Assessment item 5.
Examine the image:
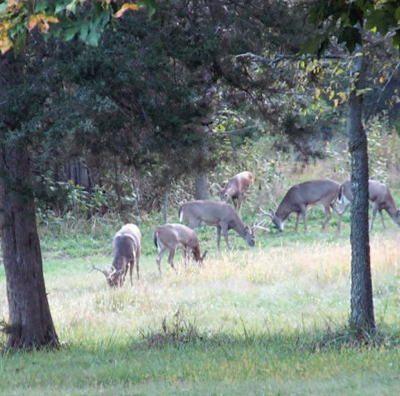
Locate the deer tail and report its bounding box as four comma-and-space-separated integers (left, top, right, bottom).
178, 206, 184, 222
338, 185, 344, 204
153, 231, 159, 249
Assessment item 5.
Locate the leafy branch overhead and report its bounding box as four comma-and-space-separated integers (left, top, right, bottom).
0, 0, 157, 54
304, 0, 400, 55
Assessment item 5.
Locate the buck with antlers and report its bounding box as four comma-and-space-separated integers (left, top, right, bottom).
179, 200, 255, 249
90, 223, 141, 287
266, 179, 341, 233
213, 171, 254, 211
337, 180, 400, 232
153, 223, 207, 274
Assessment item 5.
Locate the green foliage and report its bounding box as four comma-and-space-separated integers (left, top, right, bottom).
0, 0, 157, 53
367, 114, 400, 185
306, 0, 400, 55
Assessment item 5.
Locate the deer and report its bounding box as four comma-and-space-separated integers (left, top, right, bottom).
153, 223, 207, 275
337, 180, 400, 232
266, 179, 341, 233
213, 171, 254, 212
178, 200, 255, 249
90, 223, 141, 287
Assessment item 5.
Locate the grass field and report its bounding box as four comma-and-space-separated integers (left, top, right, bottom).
1, 205, 400, 395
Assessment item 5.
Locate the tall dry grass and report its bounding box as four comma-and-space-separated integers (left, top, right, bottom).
3, 232, 398, 347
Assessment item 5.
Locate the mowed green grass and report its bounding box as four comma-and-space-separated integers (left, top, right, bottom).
1, 209, 400, 395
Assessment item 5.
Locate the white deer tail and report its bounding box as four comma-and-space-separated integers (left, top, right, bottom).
179, 206, 184, 222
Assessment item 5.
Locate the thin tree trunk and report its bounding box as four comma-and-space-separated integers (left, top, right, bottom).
194, 172, 209, 200
163, 186, 169, 224
347, 52, 375, 332
0, 141, 59, 349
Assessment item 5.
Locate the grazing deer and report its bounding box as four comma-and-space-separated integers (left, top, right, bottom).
213, 171, 254, 211
337, 180, 400, 232
266, 179, 341, 233
90, 224, 141, 287
153, 223, 207, 274
178, 200, 255, 249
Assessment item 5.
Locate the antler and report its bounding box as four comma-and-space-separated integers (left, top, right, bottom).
88, 264, 109, 277
252, 214, 270, 233
259, 206, 274, 218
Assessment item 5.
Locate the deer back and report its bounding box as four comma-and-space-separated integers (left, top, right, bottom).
277, 179, 340, 219
154, 223, 198, 248
111, 224, 141, 272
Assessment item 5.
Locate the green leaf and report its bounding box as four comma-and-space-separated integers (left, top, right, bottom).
13, 31, 26, 55
301, 36, 324, 55
55, 2, 69, 14
395, 6, 400, 21
35, 2, 48, 13
87, 28, 100, 46
138, 0, 158, 18
366, 9, 390, 35
0, 3, 8, 13
392, 29, 400, 49
62, 26, 80, 41
79, 23, 89, 42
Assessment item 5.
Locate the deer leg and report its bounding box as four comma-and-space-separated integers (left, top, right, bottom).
136, 250, 140, 281
216, 226, 222, 249
322, 205, 332, 230
156, 246, 166, 275
300, 207, 308, 233
370, 204, 378, 232
184, 246, 191, 270
295, 212, 300, 232
167, 248, 177, 272
222, 224, 231, 250
339, 201, 350, 216
121, 263, 128, 286
129, 260, 134, 286
331, 201, 342, 234
379, 210, 386, 229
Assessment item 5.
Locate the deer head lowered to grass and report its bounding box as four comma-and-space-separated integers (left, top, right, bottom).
265, 179, 341, 233
153, 223, 207, 275
89, 223, 141, 287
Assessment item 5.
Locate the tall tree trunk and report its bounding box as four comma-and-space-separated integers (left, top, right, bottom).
347, 52, 375, 332
194, 172, 209, 200
0, 141, 59, 349
163, 186, 169, 224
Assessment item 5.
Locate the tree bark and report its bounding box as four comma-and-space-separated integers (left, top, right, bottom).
162, 186, 169, 224
347, 52, 375, 332
194, 172, 209, 200
0, 141, 59, 349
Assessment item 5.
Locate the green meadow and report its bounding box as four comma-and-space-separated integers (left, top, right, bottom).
1, 202, 400, 395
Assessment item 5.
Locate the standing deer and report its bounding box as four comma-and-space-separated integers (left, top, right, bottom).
267, 179, 341, 233
153, 223, 207, 274
178, 200, 255, 249
213, 171, 254, 211
90, 224, 141, 287
337, 180, 400, 232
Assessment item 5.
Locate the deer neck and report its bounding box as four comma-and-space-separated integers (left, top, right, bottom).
275, 202, 292, 222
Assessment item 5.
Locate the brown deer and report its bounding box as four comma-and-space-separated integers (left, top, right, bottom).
266, 179, 341, 233
153, 223, 207, 274
213, 171, 254, 211
90, 224, 141, 287
178, 200, 255, 249
338, 180, 400, 232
